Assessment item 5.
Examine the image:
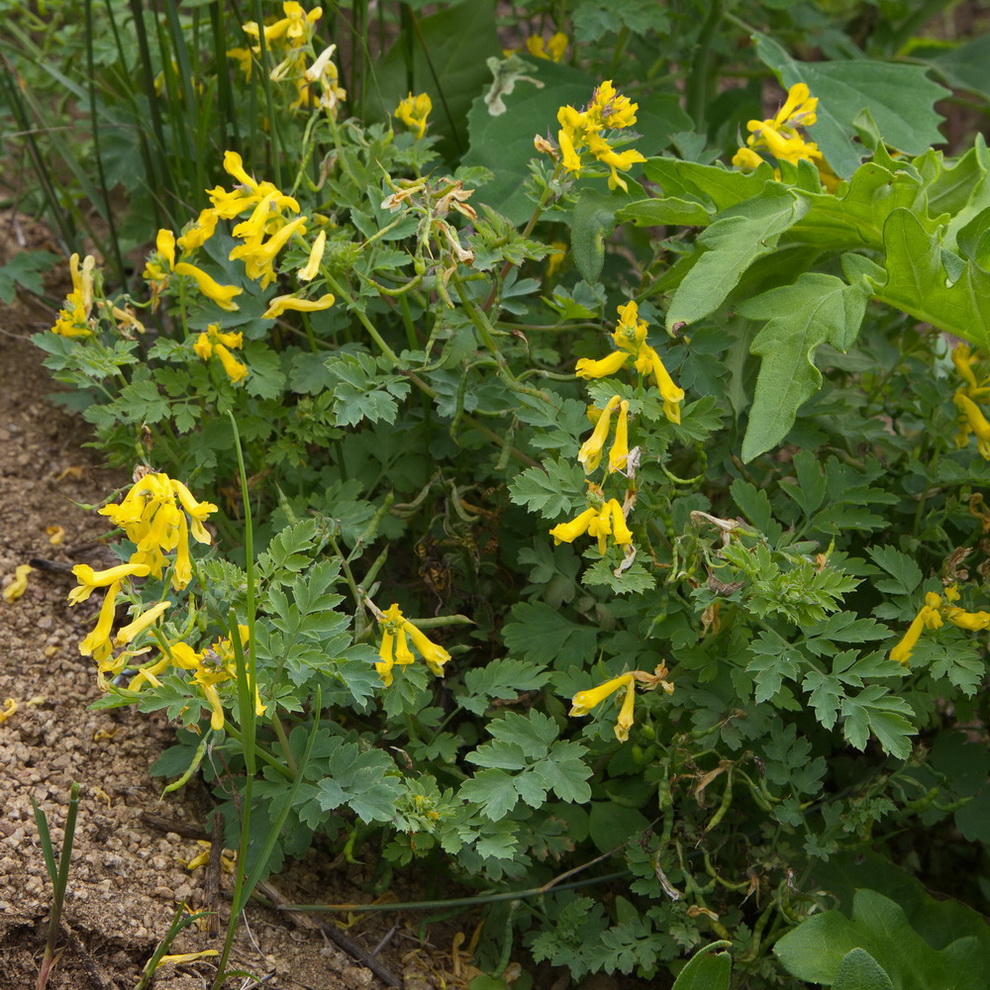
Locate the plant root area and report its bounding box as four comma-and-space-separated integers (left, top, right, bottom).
0, 215, 481, 990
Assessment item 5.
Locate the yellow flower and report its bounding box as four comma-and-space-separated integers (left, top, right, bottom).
177, 208, 219, 253
733, 83, 837, 191
524, 32, 568, 62
612, 301, 649, 353
954, 390, 990, 459
570, 673, 637, 741
545, 241, 567, 280
52, 253, 97, 337
174, 262, 242, 311
577, 395, 622, 473
193, 324, 248, 383
945, 607, 990, 631
98, 474, 217, 590
299, 230, 326, 281
167, 626, 260, 731
79, 579, 123, 661
68, 562, 152, 605
608, 400, 630, 473
2, 564, 33, 603
304, 45, 347, 114
376, 604, 452, 683
952, 343, 981, 391
889, 593, 943, 665
262, 292, 336, 319
114, 600, 170, 647
635, 345, 684, 424
549, 507, 598, 545
555, 81, 645, 191
395, 92, 432, 140
575, 350, 630, 380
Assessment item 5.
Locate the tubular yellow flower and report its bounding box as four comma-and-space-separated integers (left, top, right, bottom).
174, 262, 242, 311
608, 499, 633, 545
570, 672, 633, 716
550, 507, 598, 545
952, 343, 980, 391
395, 92, 432, 139
945, 607, 990, 631
954, 390, 990, 459
262, 293, 336, 319
575, 350, 629, 380
635, 345, 684, 424
79, 580, 123, 661
299, 230, 326, 281
577, 395, 622, 473
404, 622, 452, 675
114, 600, 170, 647
376, 628, 395, 686
612, 301, 649, 353
376, 604, 452, 681
68, 562, 152, 605
156, 228, 176, 268
194, 324, 248, 382
587, 501, 615, 554
177, 208, 219, 253
614, 678, 637, 742
52, 253, 97, 337
889, 595, 942, 665
608, 401, 630, 473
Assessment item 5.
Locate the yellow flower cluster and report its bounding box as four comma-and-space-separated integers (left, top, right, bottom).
140, 150, 334, 379
375, 603, 452, 687
550, 491, 632, 555
952, 342, 990, 459
569, 666, 674, 742
549, 302, 685, 558
889, 584, 990, 665
194, 324, 248, 383
576, 301, 684, 425
554, 81, 646, 192
505, 32, 568, 62
52, 254, 96, 337
227, 3, 344, 113
732, 83, 838, 191
395, 92, 432, 140
67, 473, 217, 663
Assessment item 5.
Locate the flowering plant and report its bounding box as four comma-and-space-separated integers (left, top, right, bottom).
6, 1, 990, 986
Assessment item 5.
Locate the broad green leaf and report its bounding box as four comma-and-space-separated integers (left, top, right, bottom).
923, 32, 990, 101
508, 457, 587, 518
671, 941, 732, 990
754, 33, 950, 178
740, 273, 868, 461
616, 196, 714, 228
666, 185, 806, 331
833, 949, 894, 990
0, 250, 59, 303
840, 685, 915, 758
869, 208, 990, 349
372, 1, 500, 158
774, 889, 990, 990
571, 186, 634, 284
459, 768, 519, 821
502, 602, 598, 669
462, 58, 595, 224
643, 157, 776, 212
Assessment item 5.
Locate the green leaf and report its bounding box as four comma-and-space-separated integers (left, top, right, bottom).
643, 157, 776, 212
753, 33, 950, 178
323, 351, 411, 427
774, 889, 990, 990
502, 602, 598, 669
866, 545, 923, 598
868, 208, 990, 350
312, 739, 404, 824
740, 273, 868, 461
0, 250, 59, 303
462, 58, 595, 224
509, 457, 588, 519
671, 941, 732, 990
833, 948, 894, 990
536, 740, 593, 803
571, 186, 630, 284
373, 1, 500, 158
616, 196, 714, 228
840, 685, 915, 758
457, 657, 551, 715
460, 768, 519, 821
666, 185, 807, 331
923, 33, 990, 101
572, 0, 670, 40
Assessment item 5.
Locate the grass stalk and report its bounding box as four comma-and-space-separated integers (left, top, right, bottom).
32, 782, 80, 990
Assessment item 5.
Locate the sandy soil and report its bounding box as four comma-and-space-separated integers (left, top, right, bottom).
0, 214, 474, 990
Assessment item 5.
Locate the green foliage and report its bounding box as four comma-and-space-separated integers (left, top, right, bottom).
7, 0, 990, 987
